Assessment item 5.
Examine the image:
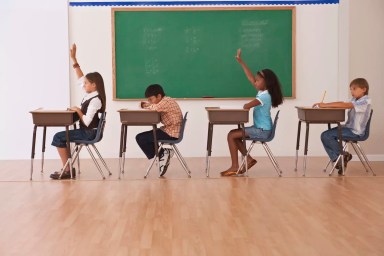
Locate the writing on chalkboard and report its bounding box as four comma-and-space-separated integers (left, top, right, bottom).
239, 19, 268, 49
142, 27, 163, 50
184, 27, 201, 54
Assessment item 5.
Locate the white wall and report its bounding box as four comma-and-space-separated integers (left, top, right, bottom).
1, 1, 382, 160
68, 4, 343, 159
349, 0, 384, 160
0, 0, 69, 160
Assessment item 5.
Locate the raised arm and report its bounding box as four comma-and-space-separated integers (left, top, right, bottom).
70, 43, 84, 79
235, 49, 256, 85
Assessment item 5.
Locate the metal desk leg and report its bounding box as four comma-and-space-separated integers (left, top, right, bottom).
66, 126, 74, 179
152, 125, 160, 177
41, 126, 47, 173
337, 123, 345, 175
205, 123, 213, 177
30, 125, 38, 180
303, 122, 310, 176
118, 124, 125, 179
122, 124, 128, 173
240, 123, 248, 175
295, 121, 301, 171
144, 125, 159, 178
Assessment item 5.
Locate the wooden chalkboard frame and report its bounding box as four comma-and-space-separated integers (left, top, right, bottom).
112, 7, 296, 100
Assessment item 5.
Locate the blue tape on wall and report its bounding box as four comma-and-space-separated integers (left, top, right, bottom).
69, 1, 339, 7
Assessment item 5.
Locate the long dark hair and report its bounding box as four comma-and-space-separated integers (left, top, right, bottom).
258, 69, 284, 108
86, 72, 106, 112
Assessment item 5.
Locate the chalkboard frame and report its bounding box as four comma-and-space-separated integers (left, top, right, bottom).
112, 7, 296, 100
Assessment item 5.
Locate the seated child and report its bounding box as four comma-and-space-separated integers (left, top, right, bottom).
312, 78, 372, 174
221, 49, 284, 176
136, 84, 182, 176
50, 44, 106, 179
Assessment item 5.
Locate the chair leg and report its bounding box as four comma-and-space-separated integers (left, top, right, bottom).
352, 143, 376, 176
262, 143, 282, 177
91, 144, 112, 175
85, 146, 105, 179
144, 144, 163, 178
237, 142, 255, 176
171, 145, 191, 178
324, 143, 347, 173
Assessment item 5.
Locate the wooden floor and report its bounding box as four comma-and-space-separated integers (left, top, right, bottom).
0, 157, 383, 255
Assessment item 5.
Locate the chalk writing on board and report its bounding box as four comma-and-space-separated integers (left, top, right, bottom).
184, 27, 201, 54
239, 19, 268, 49
142, 27, 163, 51
145, 58, 159, 75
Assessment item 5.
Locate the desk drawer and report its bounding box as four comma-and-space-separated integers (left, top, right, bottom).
297, 108, 345, 122
119, 111, 161, 124
207, 110, 249, 124
32, 113, 79, 126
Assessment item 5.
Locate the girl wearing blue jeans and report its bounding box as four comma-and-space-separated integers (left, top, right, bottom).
221, 49, 284, 176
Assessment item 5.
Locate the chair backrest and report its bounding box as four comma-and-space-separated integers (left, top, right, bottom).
94, 112, 107, 143
253, 110, 280, 143
352, 109, 373, 142
266, 110, 280, 142
158, 112, 188, 144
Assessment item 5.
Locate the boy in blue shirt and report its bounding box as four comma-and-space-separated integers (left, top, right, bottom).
313, 78, 372, 174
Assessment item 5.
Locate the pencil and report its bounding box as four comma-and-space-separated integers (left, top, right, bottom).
321, 90, 327, 103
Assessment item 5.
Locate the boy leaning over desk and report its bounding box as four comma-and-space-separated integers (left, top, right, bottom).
136, 84, 183, 177
312, 78, 372, 174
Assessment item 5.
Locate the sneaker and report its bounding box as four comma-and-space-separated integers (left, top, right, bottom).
159, 149, 174, 176
338, 152, 353, 175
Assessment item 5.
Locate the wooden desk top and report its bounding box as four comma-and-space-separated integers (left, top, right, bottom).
295, 106, 348, 110
205, 107, 249, 112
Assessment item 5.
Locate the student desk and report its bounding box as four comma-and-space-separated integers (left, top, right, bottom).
118, 109, 161, 178
30, 109, 79, 180
295, 106, 347, 176
205, 107, 249, 177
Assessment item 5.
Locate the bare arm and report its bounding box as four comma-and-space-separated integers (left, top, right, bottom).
235, 49, 256, 85
243, 99, 261, 110
70, 43, 84, 79
312, 101, 354, 109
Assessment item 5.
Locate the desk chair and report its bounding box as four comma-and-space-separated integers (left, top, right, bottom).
237, 110, 282, 177
144, 112, 191, 178
325, 109, 376, 176
69, 112, 112, 179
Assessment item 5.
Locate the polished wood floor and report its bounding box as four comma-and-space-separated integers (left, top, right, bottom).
0, 157, 383, 255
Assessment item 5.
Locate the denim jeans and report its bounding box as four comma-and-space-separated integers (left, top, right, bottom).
321, 127, 361, 161
51, 129, 97, 148
136, 129, 177, 159
244, 126, 271, 140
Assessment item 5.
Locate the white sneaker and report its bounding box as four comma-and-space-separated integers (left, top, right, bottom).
159, 148, 174, 176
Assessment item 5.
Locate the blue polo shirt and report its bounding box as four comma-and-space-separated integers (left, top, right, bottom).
253, 90, 272, 130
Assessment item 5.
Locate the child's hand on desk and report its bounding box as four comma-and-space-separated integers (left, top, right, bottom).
68, 106, 81, 112
140, 102, 150, 109
312, 102, 325, 108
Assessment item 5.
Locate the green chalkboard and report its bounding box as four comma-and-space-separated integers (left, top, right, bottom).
112, 7, 295, 100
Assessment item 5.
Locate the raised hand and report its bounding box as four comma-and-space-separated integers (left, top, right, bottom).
70, 43, 77, 62
235, 48, 243, 63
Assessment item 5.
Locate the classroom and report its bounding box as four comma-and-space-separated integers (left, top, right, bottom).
0, 0, 383, 255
